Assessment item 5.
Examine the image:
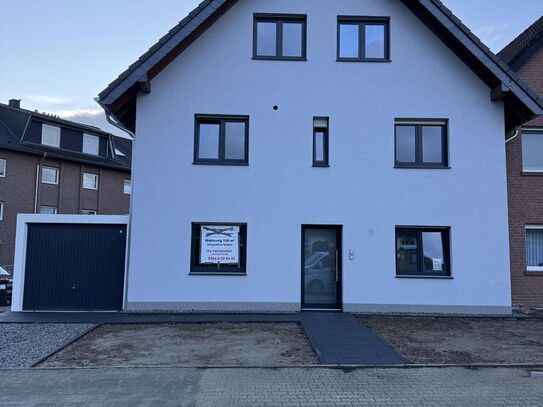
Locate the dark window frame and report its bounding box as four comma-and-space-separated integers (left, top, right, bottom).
253, 13, 307, 61
337, 16, 390, 62
395, 226, 451, 277
190, 222, 248, 275
193, 115, 249, 166
313, 117, 329, 167
394, 120, 449, 169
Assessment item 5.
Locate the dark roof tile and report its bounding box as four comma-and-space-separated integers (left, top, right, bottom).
498, 16, 543, 64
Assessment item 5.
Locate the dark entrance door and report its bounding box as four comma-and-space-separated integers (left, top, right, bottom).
302, 225, 342, 310
23, 223, 126, 311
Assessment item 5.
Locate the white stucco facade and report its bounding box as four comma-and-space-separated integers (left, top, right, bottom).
126, 0, 512, 314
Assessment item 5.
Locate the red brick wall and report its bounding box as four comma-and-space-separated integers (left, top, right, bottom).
507, 43, 543, 307
0, 148, 130, 269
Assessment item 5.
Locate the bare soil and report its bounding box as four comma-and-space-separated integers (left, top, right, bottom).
39, 322, 319, 367
360, 316, 543, 364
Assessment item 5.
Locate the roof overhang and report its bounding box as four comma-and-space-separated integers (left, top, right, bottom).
97, 0, 543, 133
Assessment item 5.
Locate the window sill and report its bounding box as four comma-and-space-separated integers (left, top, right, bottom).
521, 171, 543, 176
189, 272, 247, 276
193, 162, 249, 166
396, 275, 453, 280
337, 58, 391, 63
395, 165, 451, 170
312, 164, 330, 168
252, 56, 307, 62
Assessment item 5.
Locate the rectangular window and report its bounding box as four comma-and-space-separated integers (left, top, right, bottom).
41, 124, 61, 147
0, 158, 5, 177
190, 223, 247, 275
526, 226, 543, 271
254, 14, 307, 60
83, 134, 100, 156
522, 131, 543, 172
338, 17, 389, 61
39, 206, 57, 214
0, 202, 3, 221
395, 120, 448, 168
313, 117, 329, 167
82, 172, 98, 190
41, 166, 59, 185
194, 115, 249, 165
81, 209, 97, 215
396, 227, 451, 277
124, 179, 132, 195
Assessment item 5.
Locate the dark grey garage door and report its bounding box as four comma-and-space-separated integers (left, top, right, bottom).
23, 224, 127, 311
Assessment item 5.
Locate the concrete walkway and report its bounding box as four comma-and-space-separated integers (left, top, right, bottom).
0, 311, 406, 366
1, 367, 542, 406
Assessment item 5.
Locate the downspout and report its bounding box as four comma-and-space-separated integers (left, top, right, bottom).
34, 152, 47, 213
505, 127, 521, 144
95, 99, 135, 311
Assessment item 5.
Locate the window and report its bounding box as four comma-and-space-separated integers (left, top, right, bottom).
190, 223, 247, 274
194, 115, 249, 165
81, 209, 97, 215
82, 172, 98, 190
526, 226, 543, 271
39, 206, 57, 214
124, 179, 132, 195
396, 227, 451, 277
41, 166, 59, 184
313, 117, 329, 167
253, 14, 307, 60
395, 120, 448, 168
41, 124, 61, 147
0, 202, 3, 221
83, 134, 100, 156
338, 17, 390, 61
522, 131, 543, 172
0, 159, 5, 177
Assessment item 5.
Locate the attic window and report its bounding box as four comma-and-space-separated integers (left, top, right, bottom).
83, 134, 100, 156
338, 16, 390, 62
41, 124, 61, 148
253, 14, 307, 60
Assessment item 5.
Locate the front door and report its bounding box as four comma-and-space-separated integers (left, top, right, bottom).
302, 225, 342, 310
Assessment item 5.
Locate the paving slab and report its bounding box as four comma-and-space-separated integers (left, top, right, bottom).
1, 367, 542, 406
301, 312, 407, 365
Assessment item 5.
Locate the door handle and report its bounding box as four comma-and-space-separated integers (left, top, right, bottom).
335, 250, 339, 282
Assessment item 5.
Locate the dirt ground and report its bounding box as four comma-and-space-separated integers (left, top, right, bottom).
360, 316, 543, 364
40, 322, 319, 367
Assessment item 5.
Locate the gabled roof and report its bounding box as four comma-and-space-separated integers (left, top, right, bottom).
97, 0, 543, 132
498, 16, 543, 70
0, 103, 132, 171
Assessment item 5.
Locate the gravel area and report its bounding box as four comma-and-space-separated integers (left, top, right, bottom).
0, 323, 97, 368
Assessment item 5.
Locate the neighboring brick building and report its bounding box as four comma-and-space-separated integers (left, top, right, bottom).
499, 17, 543, 308
0, 99, 132, 272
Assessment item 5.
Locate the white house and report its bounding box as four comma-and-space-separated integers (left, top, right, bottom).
95, 0, 543, 314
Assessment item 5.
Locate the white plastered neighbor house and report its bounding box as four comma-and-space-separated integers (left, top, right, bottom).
15, 0, 543, 313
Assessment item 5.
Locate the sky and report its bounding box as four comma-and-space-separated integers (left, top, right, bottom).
1, 0, 542, 137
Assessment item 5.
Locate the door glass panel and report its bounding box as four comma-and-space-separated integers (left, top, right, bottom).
303, 228, 338, 306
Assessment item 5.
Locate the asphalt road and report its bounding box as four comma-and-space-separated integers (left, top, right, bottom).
2, 367, 543, 406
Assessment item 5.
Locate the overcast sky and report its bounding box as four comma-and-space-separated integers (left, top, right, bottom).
0, 0, 541, 136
